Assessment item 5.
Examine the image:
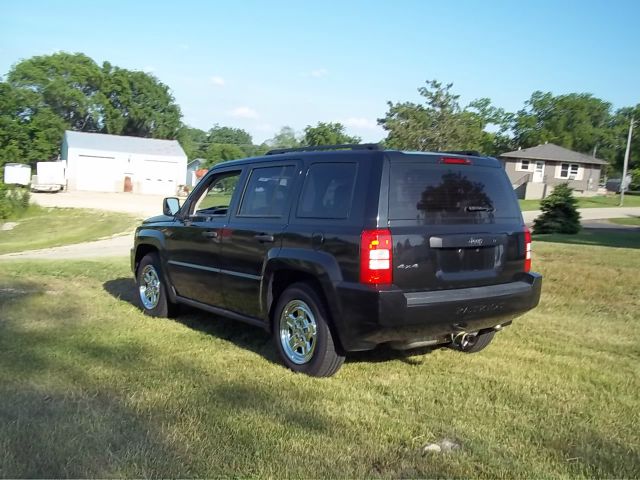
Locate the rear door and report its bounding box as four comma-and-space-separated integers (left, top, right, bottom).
387, 154, 525, 292
220, 162, 300, 318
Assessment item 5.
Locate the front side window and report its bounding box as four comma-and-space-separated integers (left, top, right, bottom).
238, 165, 296, 217
297, 163, 357, 219
191, 171, 241, 217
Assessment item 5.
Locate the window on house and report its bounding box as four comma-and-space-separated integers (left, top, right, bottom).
519, 160, 530, 171
559, 163, 580, 179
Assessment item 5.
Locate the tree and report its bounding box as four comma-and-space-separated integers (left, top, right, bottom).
207, 125, 253, 146
604, 106, 640, 174
303, 122, 360, 146
378, 80, 510, 155
0, 82, 66, 166
512, 92, 613, 155
7, 52, 104, 132
202, 143, 246, 167
100, 63, 182, 138
177, 126, 208, 159
532, 183, 581, 234
267, 126, 302, 148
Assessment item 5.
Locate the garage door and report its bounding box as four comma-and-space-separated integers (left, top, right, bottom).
75, 155, 119, 192
141, 160, 178, 195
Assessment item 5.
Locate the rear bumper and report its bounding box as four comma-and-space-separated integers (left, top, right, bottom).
333, 273, 542, 351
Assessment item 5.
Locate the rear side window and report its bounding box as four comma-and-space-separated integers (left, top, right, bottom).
238, 165, 296, 217
297, 163, 357, 219
389, 163, 520, 224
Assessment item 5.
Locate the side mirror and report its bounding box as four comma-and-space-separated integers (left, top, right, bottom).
163, 197, 181, 216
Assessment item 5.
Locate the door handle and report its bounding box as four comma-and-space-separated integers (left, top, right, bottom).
254, 233, 275, 243
202, 230, 218, 239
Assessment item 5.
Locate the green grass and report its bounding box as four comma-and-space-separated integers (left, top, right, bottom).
608, 216, 640, 226
519, 194, 640, 211
534, 229, 639, 249
0, 206, 138, 255
0, 235, 639, 477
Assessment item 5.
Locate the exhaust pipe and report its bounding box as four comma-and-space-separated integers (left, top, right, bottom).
451, 331, 477, 349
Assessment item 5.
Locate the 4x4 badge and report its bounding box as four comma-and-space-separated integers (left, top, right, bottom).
468, 237, 484, 246
397, 263, 418, 270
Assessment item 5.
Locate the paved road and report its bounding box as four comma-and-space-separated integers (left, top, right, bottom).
0, 233, 134, 261
522, 207, 640, 224
2, 192, 638, 261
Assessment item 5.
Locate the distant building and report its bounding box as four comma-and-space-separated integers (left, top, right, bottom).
186, 158, 206, 187
61, 131, 187, 195
500, 143, 607, 199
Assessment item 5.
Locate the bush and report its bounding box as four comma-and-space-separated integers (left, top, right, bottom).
0, 182, 31, 220
532, 183, 581, 234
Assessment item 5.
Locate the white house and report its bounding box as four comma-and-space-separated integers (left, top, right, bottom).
61, 131, 187, 195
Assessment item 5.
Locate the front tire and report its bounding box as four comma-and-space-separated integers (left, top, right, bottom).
273, 283, 345, 377
136, 253, 179, 318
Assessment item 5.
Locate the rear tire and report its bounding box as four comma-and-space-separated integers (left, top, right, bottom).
451, 330, 496, 353
136, 252, 179, 318
273, 283, 345, 377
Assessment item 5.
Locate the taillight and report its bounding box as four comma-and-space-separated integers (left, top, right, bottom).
524, 227, 532, 272
440, 157, 472, 165
360, 229, 393, 285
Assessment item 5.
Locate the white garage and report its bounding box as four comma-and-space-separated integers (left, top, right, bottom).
61, 130, 187, 195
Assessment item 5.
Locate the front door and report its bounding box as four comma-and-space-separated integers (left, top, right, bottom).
220, 163, 300, 319
533, 161, 545, 183
164, 169, 243, 307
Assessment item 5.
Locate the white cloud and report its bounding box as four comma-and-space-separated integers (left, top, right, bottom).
342, 117, 379, 130
210, 76, 225, 86
301, 68, 328, 78
229, 106, 259, 119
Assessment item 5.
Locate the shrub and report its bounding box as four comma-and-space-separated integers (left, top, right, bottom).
0, 182, 31, 220
532, 183, 581, 234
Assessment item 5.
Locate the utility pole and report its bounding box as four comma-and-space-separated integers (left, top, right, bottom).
620, 118, 634, 206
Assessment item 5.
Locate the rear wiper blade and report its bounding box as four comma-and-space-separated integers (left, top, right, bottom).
465, 206, 495, 212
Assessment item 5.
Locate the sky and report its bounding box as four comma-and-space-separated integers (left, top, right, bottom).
1, 0, 639, 144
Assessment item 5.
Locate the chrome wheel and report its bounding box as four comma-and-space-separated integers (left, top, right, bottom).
279, 300, 318, 365
139, 264, 161, 310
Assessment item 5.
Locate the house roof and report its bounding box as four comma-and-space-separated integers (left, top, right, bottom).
64, 130, 186, 157
501, 143, 608, 166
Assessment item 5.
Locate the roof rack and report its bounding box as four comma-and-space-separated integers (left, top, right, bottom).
266, 143, 382, 155
441, 150, 483, 157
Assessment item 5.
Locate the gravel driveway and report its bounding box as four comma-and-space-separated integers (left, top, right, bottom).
31, 191, 167, 217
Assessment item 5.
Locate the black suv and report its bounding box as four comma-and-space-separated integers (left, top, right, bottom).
131, 144, 541, 376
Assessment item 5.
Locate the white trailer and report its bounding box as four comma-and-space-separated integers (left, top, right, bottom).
3, 163, 32, 186
31, 161, 66, 192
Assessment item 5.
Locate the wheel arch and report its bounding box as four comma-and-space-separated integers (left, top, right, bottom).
262, 249, 346, 351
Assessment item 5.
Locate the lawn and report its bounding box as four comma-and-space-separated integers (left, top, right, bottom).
0, 234, 639, 477
519, 194, 640, 211
608, 216, 640, 226
0, 206, 138, 255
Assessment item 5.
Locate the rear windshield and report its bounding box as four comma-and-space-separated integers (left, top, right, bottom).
389, 163, 521, 224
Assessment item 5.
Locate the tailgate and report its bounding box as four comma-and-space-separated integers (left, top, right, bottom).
388, 157, 526, 291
